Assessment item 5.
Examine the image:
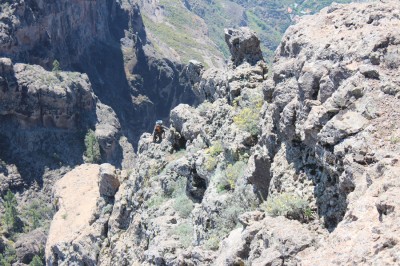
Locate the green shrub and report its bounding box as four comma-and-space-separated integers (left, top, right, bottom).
261, 193, 312, 222
217, 161, 247, 191
233, 107, 260, 136
146, 194, 166, 210
0, 242, 16, 266
204, 234, 221, 251
173, 195, 194, 218
206, 141, 223, 157
52, 60, 61, 72
171, 222, 193, 248
204, 155, 218, 172
84, 129, 101, 163
21, 199, 54, 232
1, 190, 20, 234
29, 255, 44, 266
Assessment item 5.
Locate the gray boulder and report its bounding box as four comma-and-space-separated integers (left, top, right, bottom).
99, 163, 120, 197
15, 229, 47, 264
225, 27, 264, 66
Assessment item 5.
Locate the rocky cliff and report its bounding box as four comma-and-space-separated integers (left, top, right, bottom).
0, 1, 200, 264
44, 1, 400, 265
0, 0, 198, 148
2, 0, 400, 265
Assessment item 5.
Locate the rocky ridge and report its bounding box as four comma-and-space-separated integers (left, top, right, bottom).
87, 1, 400, 265
2, 0, 400, 265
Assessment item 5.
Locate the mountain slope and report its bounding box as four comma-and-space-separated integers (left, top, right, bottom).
182, 0, 354, 61
45, 1, 400, 265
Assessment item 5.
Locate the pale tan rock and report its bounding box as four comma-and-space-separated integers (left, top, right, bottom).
45, 164, 104, 266
99, 163, 119, 197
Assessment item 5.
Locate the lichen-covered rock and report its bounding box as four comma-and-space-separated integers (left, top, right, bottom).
215, 216, 319, 266
170, 104, 205, 141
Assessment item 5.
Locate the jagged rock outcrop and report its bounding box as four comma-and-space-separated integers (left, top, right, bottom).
4, 1, 400, 265
225, 27, 264, 67
191, 27, 267, 103
0, 160, 22, 195
95, 27, 268, 265
99, 2, 400, 264
0, 58, 98, 188
0, 58, 95, 129
254, 1, 400, 264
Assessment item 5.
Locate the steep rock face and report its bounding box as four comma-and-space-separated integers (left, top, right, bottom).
0, 0, 197, 146
0, 0, 110, 66
0, 58, 95, 129
0, 58, 101, 186
98, 1, 400, 265
94, 27, 268, 266
250, 1, 400, 264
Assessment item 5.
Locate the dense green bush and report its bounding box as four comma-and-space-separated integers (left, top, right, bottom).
0, 242, 16, 266
233, 107, 260, 136
217, 161, 247, 191
1, 190, 20, 234
84, 129, 101, 163
29, 255, 44, 266
261, 193, 313, 222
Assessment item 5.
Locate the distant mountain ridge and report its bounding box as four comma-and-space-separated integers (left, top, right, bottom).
142, 0, 354, 64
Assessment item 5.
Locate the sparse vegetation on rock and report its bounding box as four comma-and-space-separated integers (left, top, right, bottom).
2, 0, 400, 265
1, 191, 20, 234
29, 255, 44, 266
84, 130, 101, 164
261, 193, 313, 222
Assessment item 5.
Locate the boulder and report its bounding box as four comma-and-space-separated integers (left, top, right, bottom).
15, 229, 47, 264
99, 163, 120, 197
225, 27, 263, 66
215, 216, 319, 265
170, 104, 205, 141
185, 60, 204, 85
